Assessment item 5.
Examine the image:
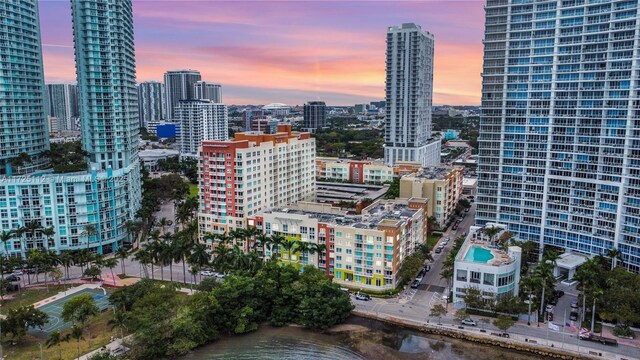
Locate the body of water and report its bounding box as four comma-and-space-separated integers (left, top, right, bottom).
183, 316, 550, 360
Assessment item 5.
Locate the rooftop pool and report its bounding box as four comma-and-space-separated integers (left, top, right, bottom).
464, 245, 494, 263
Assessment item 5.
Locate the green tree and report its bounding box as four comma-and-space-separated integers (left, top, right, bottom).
463, 287, 484, 310
429, 304, 446, 323
455, 309, 468, 323
115, 246, 130, 276
493, 315, 515, 333
398, 253, 423, 284
70, 325, 84, 360
103, 257, 118, 286
83, 265, 102, 281
45, 330, 70, 360
1, 305, 48, 342
61, 293, 99, 337
108, 309, 128, 339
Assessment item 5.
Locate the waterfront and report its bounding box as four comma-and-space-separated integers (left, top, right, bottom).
183, 317, 550, 360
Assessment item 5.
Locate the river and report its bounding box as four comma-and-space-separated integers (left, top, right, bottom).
182, 316, 551, 360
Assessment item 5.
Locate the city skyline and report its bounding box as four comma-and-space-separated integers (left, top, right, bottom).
38, 0, 484, 106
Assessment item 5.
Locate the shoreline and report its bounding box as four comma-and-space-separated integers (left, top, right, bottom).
349, 310, 596, 360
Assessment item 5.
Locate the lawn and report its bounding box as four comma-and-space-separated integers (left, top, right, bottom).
4, 311, 119, 360
188, 184, 198, 199
427, 234, 442, 250
0, 285, 71, 314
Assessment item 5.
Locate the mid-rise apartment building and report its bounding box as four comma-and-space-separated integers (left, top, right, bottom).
176, 100, 229, 158
399, 167, 464, 227
199, 125, 316, 238
316, 157, 422, 184
248, 198, 429, 290
303, 101, 327, 132
478, 0, 640, 272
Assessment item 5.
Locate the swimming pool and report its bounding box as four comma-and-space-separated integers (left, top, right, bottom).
464, 245, 494, 263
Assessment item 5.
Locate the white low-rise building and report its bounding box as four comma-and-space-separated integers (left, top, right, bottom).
452, 223, 521, 307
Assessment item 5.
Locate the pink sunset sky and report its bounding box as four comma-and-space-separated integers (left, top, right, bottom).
39, 0, 485, 106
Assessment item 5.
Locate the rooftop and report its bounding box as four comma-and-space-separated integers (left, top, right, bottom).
457, 223, 520, 266
405, 166, 458, 180
266, 199, 423, 230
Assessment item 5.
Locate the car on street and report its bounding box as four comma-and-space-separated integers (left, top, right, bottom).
434, 247, 442, 254
416, 274, 424, 282
465, 208, 469, 212
411, 280, 420, 289
546, 304, 554, 313
571, 301, 579, 309
5, 274, 20, 282
424, 265, 431, 272
214, 273, 225, 279
553, 290, 565, 298
355, 293, 371, 301
570, 311, 579, 321
461, 318, 477, 326
200, 270, 216, 277
549, 297, 558, 305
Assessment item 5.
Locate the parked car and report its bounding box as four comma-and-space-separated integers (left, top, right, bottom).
200, 270, 216, 277
424, 265, 431, 272
570, 311, 579, 321
411, 280, 420, 289
434, 247, 442, 254
214, 273, 225, 279
553, 290, 565, 298
549, 297, 558, 305
355, 293, 371, 301
5, 274, 20, 282
464, 208, 470, 212
461, 318, 477, 326
570, 301, 579, 309
546, 304, 554, 313
416, 274, 424, 282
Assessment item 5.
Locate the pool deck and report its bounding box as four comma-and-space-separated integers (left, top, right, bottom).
462, 240, 515, 266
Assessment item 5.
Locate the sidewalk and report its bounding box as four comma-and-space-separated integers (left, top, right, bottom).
353, 309, 627, 360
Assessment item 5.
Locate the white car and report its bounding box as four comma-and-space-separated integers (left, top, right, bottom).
546, 304, 554, 313
200, 270, 216, 277
461, 318, 477, 326
214, 273, 225, 279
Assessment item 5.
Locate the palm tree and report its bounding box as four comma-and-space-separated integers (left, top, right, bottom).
108, 309, 128, 339
188, 266, 199, 292
483, 225, 501, 246
173, 236, 191, 284
59, 250, 73, 280
606, 247, 622, 270
244, 226, 260, 252
82, 223, 98, 252
132, 249, 151, 278
189, 243, 210, 269
590, 287, 603, 333
183, 221, 199, 244
295, 241, 311, 265
70, 325, 84, 360
212, 245, 232, 274
42, 226, 55, 249
521, 276, 539, 325
0, 230, 14, 277
228, 228, 246, 247
203, 232, 218, 248
268, 233, 285, 259
158, 217, 173, 235
574, 257, 599, 325
115, 247, 129, 276
19, 220, 43, 257
124, 219, 142, 248
281, 239, 297, 263
534, 260, 555, 323
440, 268, 453, 310
311, 243, 327, 267
103, 257, 118, 286
45, 330, 70, 360
255, 233, 270, 256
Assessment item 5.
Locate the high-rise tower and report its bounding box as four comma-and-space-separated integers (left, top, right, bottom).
477, 0, 640, 272
0, 0, 50, 175
46, 84, 79, 131
384, 23, 440, 167
303, 101, 327, 133
138, 81, 166, 128
164, 70, 201, 119
193, 80, 222, 103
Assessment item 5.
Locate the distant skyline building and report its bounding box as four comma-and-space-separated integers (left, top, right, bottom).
0, 0, 50, 175
243, 109, 265, 130
45, 83, 78, 131
164, 69, 201, 119
477, 0, 640, 272
303, 101, 327, 132
138, 81, 166, 128
176, 100, 229, 157
384, 23, 440, 167
194, 80, 222, 103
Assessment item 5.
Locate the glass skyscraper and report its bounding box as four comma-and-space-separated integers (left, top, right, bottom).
0, 0, 141, 256
0, 0, 50, 175
477, 0, 640, 272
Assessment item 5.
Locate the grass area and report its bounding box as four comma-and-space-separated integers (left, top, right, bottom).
427, 234, 442, 249
4, 311, 119, 360
188, 184, 198, 199
0, 285, 70, 314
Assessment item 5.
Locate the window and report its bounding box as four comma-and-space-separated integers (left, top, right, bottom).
470, 271, 481, 284
483, 273, 495, 286
456, 269, 467, 282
